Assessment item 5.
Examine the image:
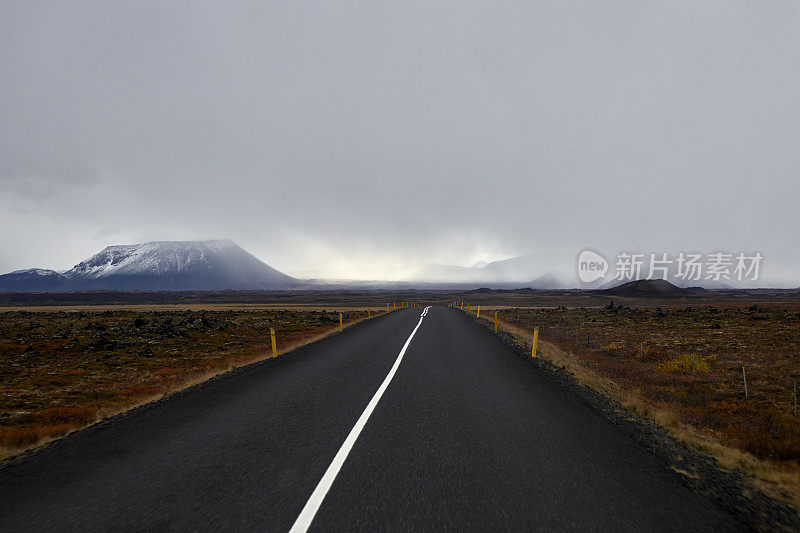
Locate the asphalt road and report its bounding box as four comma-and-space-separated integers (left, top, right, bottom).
0, 306, 742, 531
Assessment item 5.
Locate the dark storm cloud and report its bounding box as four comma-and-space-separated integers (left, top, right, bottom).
1, 1, 799, 282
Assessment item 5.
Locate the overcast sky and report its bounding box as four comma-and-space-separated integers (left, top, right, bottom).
1, 1, 799, 281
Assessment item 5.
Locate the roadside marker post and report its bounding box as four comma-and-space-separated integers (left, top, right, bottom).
339, 313, 343, 332
270, 328, 277, 357
368, 309, 371, 318
386, 303, 389, 312
477, 306, 480, 318
742, 365, 748, 398
494, 312, 498, 332
532, 327, 539, 358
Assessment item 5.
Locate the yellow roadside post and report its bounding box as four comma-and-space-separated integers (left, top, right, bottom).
494, 312, 498, 332
270, 328, 277, 357
386, 303, 389, 312
477, 306, 480, 318
339, 313, 343, 332
532, 326, 539, 358
368, 309, 371, 318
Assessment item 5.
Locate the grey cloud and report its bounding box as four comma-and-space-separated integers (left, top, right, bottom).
1, 1, 799, 284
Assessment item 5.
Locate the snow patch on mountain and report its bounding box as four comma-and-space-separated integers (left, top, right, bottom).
69, 240, 237, 279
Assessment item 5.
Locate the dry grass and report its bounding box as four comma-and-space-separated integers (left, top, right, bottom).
0, 308, 382, 460
0, 304, 392, 312
468, 305, 800, 509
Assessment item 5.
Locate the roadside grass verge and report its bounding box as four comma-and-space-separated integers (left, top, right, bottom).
0, 308, 385, 460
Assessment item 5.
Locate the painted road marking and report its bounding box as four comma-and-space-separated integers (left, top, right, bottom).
289, 306, 431, 533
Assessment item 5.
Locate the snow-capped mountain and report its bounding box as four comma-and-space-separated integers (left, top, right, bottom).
0, 240, 301, 291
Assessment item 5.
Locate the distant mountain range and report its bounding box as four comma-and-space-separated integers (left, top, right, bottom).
402, 255, 576, 285
0, 240, 301, 291
2, 243, 793, 291
400, 253, 776, 289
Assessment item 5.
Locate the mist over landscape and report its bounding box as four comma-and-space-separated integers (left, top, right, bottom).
4, 3, 800, 530
2, 1, 799, 286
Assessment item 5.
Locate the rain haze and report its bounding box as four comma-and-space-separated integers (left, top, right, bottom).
1, 1, 799, 285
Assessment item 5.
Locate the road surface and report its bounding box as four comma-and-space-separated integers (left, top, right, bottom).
0, 306, 741, 531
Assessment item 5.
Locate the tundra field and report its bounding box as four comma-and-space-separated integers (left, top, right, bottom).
490, 304, 800, 461
0, 307, 380, 459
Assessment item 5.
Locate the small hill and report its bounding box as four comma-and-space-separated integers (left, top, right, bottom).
598, 279, 690, 298
468, 287, 494, 294
0, 269, 66, 291
528, 271, 591, 289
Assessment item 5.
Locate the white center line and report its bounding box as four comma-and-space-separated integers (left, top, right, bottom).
288, 306, 431, 533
